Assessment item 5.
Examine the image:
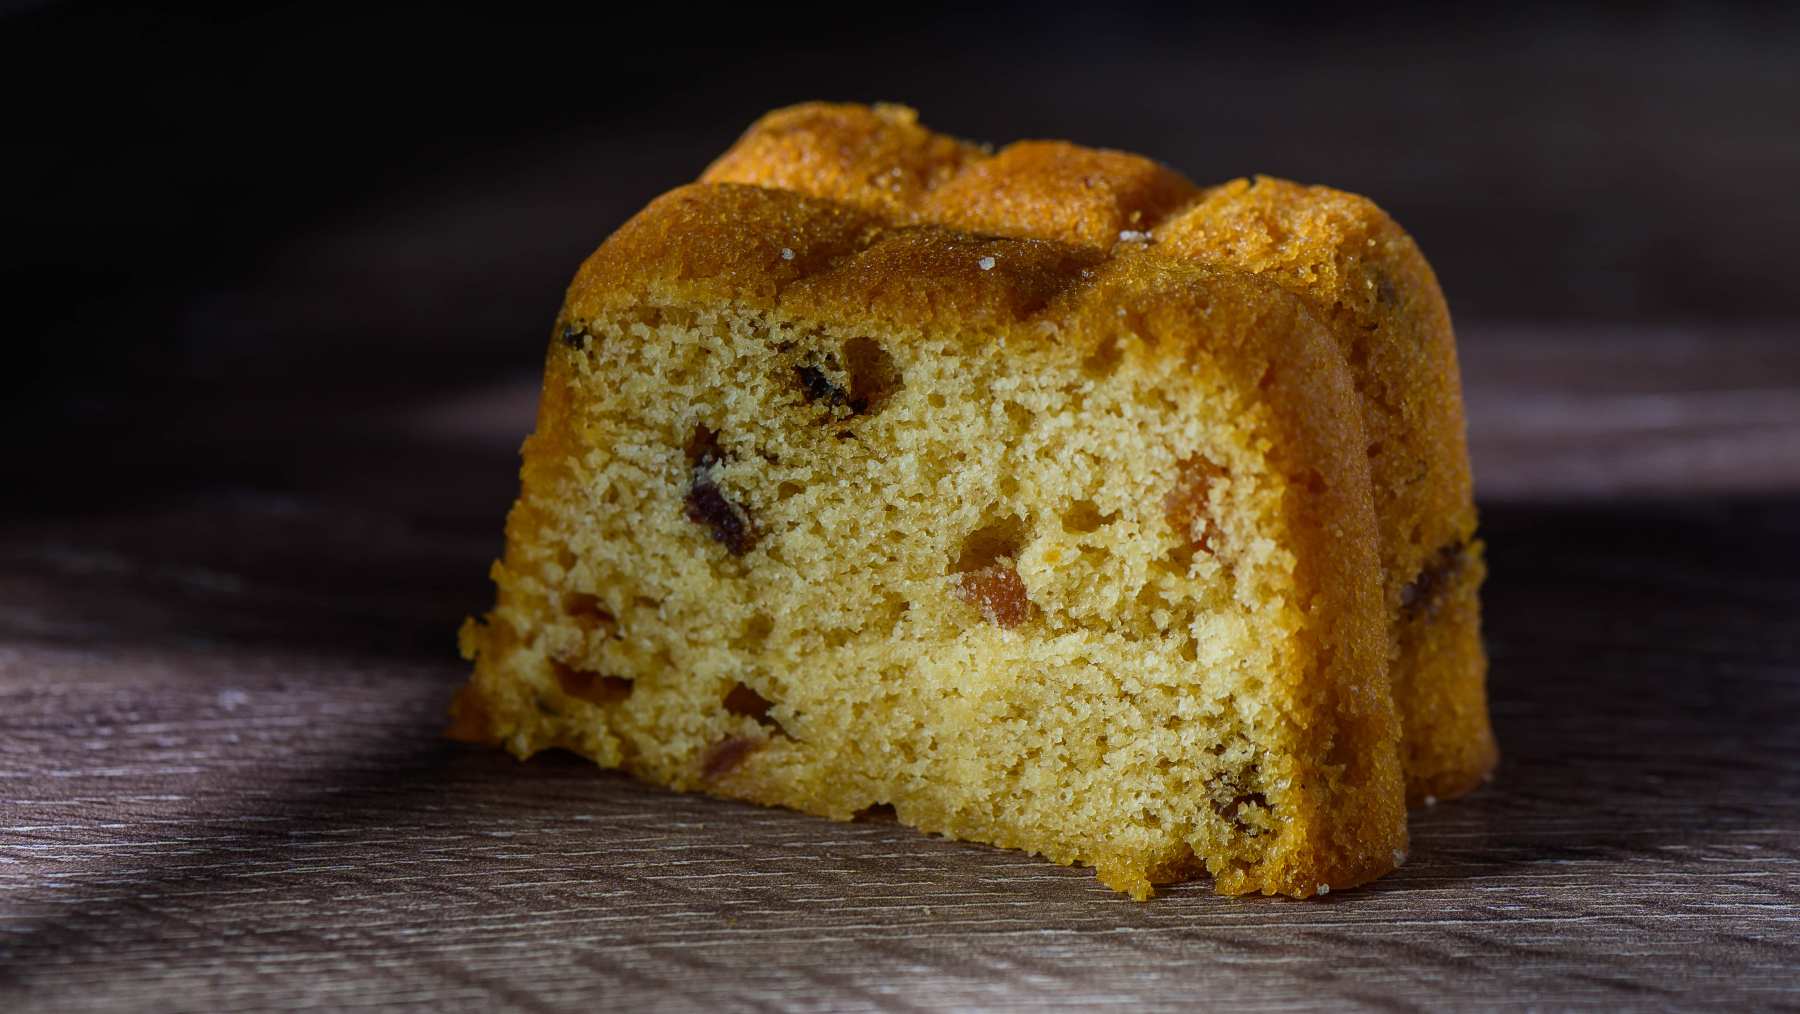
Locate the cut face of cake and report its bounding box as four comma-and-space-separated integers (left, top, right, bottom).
703, 103, 1496, 803
454, 183, 1406, 898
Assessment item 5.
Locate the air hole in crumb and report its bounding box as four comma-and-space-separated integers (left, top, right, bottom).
563, 593, 616, 634
1325, 726, 1356, 769
875, 593, 912, 635
633, 595, 662, 613
1164, 456, 1226, 556
1061, 499, 1117, 534
927, 392, 947, 409
627, 305, 699, 332
953, 518, 1026, 574
843, 336, 902, 412
733, 612, 774, 649
724, 681, 784, 733
1135, 582, 1170, 617
660, 306, 699, 329
1003, 400, 1034, 434
1165, 541, 1197, 574
853, 803, 897, 822
684, 423, 724, 468
555, 546, 578, 573
776, 480, 805, 500
1179, 638, 1199, 662
552, 661, 632, 706
1080, 335, 1124, 378
700, 736, 761, 780
1224, 791, 1271, 832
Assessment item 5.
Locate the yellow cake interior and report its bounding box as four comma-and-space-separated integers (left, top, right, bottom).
460, 296, 1329, 898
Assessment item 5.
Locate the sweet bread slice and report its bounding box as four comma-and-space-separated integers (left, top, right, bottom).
704, 102, 1495, 802
453, 182, 1406, 898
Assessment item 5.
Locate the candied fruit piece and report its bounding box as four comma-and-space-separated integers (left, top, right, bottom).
954, 560, 1032, 628
701, 735, 762, 779
1163, 455, 1226, 554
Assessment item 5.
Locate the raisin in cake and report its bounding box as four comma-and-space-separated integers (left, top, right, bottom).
452, 126, 1429, 900
704, 103, 1496, 802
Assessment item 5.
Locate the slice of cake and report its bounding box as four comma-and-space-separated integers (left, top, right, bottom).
703, 103, 1496, 802
453, 180, 1409, 899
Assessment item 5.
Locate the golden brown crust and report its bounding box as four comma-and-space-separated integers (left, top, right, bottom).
703, 102, 1495, 802
924, 142, 1199, 248
700, 103, 983, 219
486, 181, 1406, 896
1163, 180, 1496, 801
1064, 262, 1403, 895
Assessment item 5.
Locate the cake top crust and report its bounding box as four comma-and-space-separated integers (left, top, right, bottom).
701, 102, 1403, 264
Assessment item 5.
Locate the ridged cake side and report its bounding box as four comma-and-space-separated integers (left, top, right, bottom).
454, 183, 1406, 898
703, 102, 1496, 801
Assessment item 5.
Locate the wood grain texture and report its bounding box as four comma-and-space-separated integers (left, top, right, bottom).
3, 327, 1799, 1011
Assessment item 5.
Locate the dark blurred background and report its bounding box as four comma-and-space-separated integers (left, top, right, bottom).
7, 1, 1800, 511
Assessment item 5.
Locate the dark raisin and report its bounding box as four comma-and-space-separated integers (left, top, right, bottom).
560, 323, 587, 349
701, 736, 761, 779
795, 363, 864, 412
685, 478, 756, 555
1400, 541, 1470, 617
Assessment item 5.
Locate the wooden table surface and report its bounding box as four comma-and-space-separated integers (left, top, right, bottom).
4, 324, 1799, 1011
